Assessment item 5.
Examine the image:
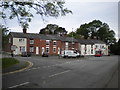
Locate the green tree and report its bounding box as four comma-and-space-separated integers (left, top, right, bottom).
110, 39, 120, 55
0, 0, 72, 29
76, 23, 90, 39
75, 20, 116, 44
39, 24, 67, 35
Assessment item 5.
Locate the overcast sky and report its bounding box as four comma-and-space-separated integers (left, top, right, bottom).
3, 0, 119, 39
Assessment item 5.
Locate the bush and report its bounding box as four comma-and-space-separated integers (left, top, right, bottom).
1, 58, 19, 68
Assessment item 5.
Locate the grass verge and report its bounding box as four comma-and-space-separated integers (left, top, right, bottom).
1, 58, 19, 69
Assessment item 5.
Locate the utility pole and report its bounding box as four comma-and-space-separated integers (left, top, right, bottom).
72, 28, 74, 50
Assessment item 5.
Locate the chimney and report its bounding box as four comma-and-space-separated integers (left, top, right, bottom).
23, 28, 27, 33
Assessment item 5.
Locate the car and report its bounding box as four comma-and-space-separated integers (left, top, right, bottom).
94, 50, 102, 57
60, 50, 80, 58
94, 54, 102, 57
42, 52, 49, 57
21, 52, 31, 57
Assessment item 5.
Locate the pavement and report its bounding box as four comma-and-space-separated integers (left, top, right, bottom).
2, 59, 32, 75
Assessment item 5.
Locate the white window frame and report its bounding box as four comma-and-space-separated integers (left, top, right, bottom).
53, 41, 56, 46
19, 38, 24, 42
53, 47, 56, 53
46, 40, 50, 46
46, 47, 49, 53
19, 46, 25, 52
30, 39, 34, 44
30, 46, 34, 52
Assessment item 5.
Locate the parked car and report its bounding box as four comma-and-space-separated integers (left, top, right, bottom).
21, 52, 31, 57
60, 50, 80, 58
42, 52, 49, 57
94, 51, 102, 57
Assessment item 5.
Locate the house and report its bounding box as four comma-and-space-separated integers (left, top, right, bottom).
77, 39, 109, 56
6, 31, 79, 55
5, 29, 108, 56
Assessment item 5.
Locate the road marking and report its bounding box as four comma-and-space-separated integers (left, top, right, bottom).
3, 61, 33, 75
49, 70, 71, 78
9, 82, 30, 88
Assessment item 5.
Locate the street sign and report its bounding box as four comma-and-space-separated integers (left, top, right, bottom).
11, 45, 17, 51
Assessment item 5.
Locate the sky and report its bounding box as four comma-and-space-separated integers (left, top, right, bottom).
2, 0, 119, 39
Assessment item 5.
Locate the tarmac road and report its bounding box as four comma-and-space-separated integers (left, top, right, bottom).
2, 55, 118, 89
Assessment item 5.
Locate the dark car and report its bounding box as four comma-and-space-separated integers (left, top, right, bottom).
21, 52, 31, 57
42, 52, 49, 57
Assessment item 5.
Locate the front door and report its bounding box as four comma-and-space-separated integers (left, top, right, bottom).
42, 47, 44, 55
58, 47, 60, 54
36, 47, 39, 54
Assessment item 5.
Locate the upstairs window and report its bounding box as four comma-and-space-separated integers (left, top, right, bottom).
30, 39, 34, 44
46, 40, 50, 45
53, 41, 56, 46
19, 38, 24, 42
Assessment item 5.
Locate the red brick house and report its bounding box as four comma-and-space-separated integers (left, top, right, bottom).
6, 32, 79, 55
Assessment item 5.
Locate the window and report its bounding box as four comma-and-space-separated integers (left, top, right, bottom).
30, 39, 34, 44
46, 47, 49, 53
19, 46, 25, 52
30, 46, 34, 52
19, 38, 24, 42
53, 41, 56, 46
95, 45, 98, 48
53, 47, 56, 53
46, 40, 50, 45
66, 42, 68, 46
102, 45, 104, 49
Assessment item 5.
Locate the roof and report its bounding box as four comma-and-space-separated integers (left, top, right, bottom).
9, 32, 106, 44
77, 39, 106, 44
9, 32, 78, 42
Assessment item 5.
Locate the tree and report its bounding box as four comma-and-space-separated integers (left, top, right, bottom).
39, 24, 67, 36
0, 0, 72, 29
110, 38, 120, 55
75, 20, 116, 44
76, 23, 90, 39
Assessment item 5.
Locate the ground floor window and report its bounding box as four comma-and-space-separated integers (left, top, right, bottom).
46, 47, 49, 53
53, 47, 56, 53
30, 46, 34, 52
19, 46, 25, 52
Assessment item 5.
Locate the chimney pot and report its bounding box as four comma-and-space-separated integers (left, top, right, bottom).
23, 28, 27, 33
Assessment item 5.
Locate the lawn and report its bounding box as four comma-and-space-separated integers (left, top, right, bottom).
1, 58, 19, 68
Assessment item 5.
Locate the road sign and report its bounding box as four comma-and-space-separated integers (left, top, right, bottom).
11, 45, 17, 51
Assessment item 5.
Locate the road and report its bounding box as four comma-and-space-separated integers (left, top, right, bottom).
2, 55, 118, 89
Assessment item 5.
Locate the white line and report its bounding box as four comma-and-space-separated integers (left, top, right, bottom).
49, 70, 71, 78
9, 82, 30, 88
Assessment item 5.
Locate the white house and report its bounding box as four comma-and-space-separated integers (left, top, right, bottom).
13, 38, 27, 55
77, 39, 108, 56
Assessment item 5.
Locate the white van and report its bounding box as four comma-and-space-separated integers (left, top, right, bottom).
60, 50, 80, 58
